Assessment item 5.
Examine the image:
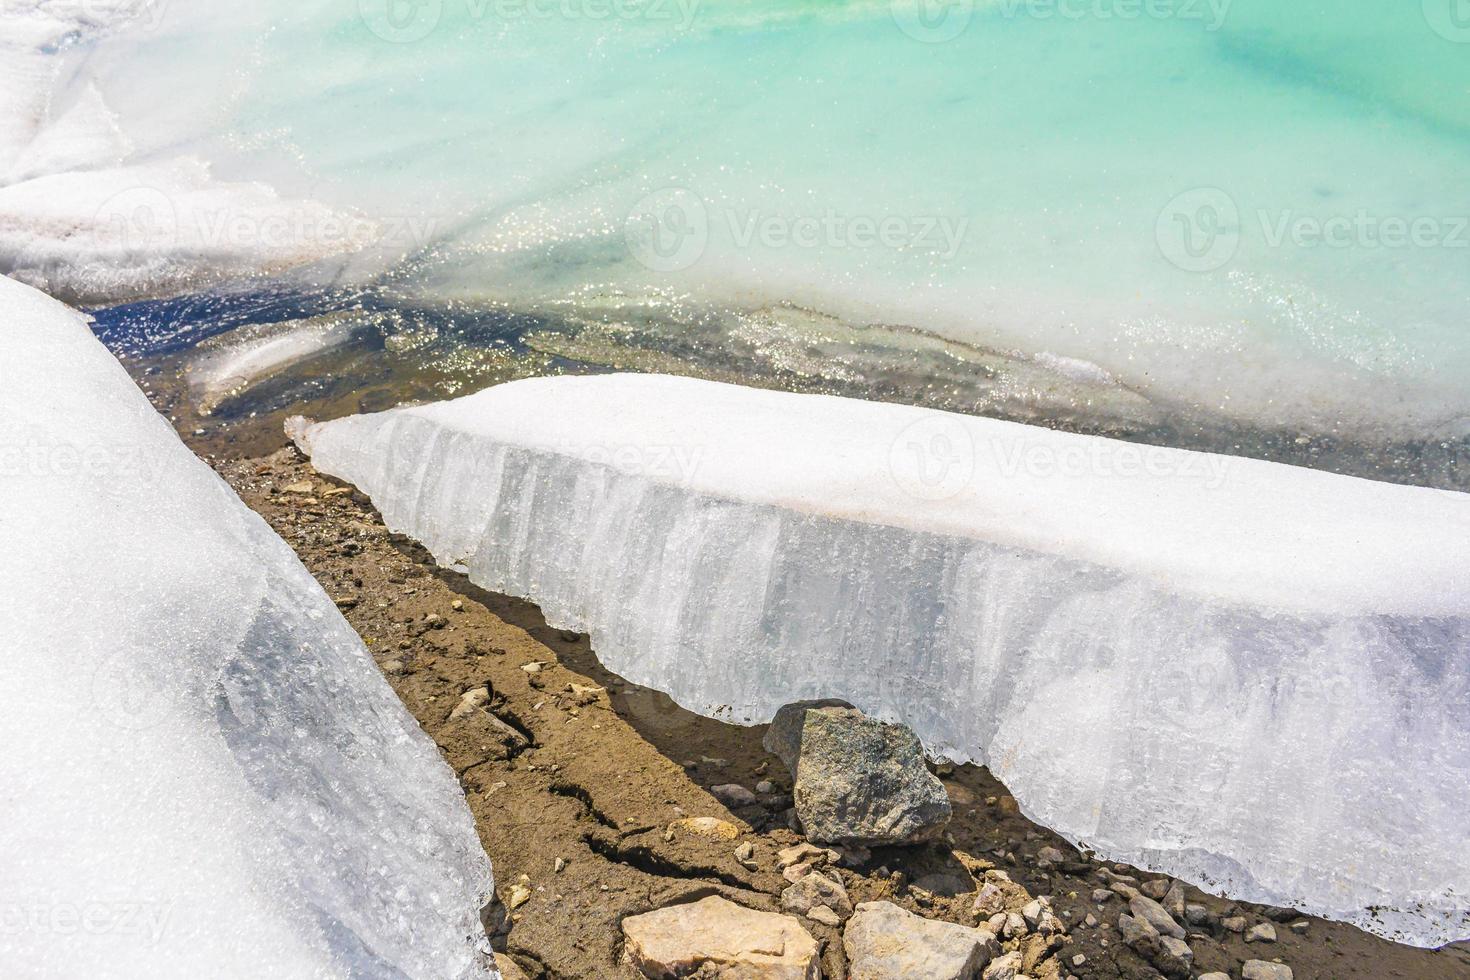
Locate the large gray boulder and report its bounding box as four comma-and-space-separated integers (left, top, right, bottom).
762, 699, 855, 773
788, 706, 951, 845
843, 901, 998, 980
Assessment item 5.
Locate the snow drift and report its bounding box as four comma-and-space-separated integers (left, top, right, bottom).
0, 274, 495, 978
293, 372, 1470, 948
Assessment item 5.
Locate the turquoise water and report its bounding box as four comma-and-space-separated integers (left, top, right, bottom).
80, 0, 1470, 441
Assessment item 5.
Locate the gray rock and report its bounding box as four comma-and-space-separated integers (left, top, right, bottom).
781, 870, 853, 921
789, 707, 951, 845
972, 882, 1005, 916
1223, 915, 1247, 933
1091, 888, 1115, 904
843, 901, 997, 980
1141, 879, 1171, 900
1247, 921, 1278, 943
1183, 903, 1213, 927
1129, 895, 1186, 939
1162, 880, 1187, 920
1117, 912, 1159, 946
1289, 919, 1310, 934
1198, 974, 1232, 980
1243, 961, 1294, 980
1157, 936, 1193, 974
763, 699, 856, 773
711, 783, 758, 808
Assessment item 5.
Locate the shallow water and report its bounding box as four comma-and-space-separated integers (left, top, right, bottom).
43, 0, 1470, 474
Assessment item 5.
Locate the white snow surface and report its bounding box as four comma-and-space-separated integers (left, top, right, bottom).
0, 274, 496, 978
294, 373, 1470, 948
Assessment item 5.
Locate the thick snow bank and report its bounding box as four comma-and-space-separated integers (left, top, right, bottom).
293, 373, 1470, 948
0, 274, 495, 978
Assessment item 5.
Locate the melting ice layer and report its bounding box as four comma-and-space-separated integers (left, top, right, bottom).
14, 0, 1470, 442
293, 373, 1470, 948
0, 274, 495, 979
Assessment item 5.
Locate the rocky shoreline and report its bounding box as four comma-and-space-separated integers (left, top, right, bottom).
205, 444, 1470, 980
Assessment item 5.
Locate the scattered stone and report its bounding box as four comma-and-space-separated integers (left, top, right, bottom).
1002, 912, 1027, 940
807, 906, 841, 927
520, 661, 545, 674
283, 481, 315, 494
1020, 898, 1049, 930
554, 857, 566, 874
712, 783, 759, 808
843, 901, 998, 980
778, 843, 832, 869
1157, 935, 1193, 974
1083, 913, 1098, 928
1117, 912, 1159, 946
621, 896, 819, 980
1162, 880, 1187, 920
1247, 921, 1278, 943
1243, 961, 1294, 980
982, 951, 1022, 980
1223, 915, 1247, 933
784, 706, 951, 845
449, 686, 490, 721
1141, 879, 1171, 900
1071, 953, 1086, 967
450, 598, 464, 611
493, 952, 531, 980
781, 869, 853, 922
506, 884, 531, 910
1289, 919, 1310, 934
1129, 895, 1186, 939
665, 817, 740, 843
1184, 903, 1213, 927
762, 698, 856, 772
756, 780, 776, 794
1091, 888, 1114, 904
972, 882, 1006, 917
1198, 974, 1232, 980
734, 841, 757, 869
1036, 846, 1065, 868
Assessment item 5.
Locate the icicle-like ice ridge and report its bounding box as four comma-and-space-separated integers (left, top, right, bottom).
293, 374, 1470, 948
0, 274, 495, 978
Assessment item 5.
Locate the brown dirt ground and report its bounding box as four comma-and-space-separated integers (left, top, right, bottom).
207, 445, 1470, 980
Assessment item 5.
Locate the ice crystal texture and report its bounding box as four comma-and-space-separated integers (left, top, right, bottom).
295, 373, 1470, 947
0, 275, 495, 978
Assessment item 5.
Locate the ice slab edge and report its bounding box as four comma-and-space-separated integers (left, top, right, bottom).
293, 373, 1470, 948
0, 274, 495, 979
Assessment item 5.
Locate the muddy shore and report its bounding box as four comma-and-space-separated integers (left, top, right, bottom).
186, 440, 1470, 980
